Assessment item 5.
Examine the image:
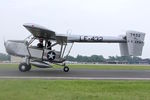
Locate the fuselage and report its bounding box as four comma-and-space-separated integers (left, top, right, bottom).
67, 35, 126, 43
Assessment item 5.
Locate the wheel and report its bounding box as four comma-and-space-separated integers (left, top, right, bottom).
26, 64, 31, 71
63, 66, 69, 72
19, 63, 31, 72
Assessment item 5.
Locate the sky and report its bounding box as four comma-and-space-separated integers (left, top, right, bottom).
0, 0, 150, 58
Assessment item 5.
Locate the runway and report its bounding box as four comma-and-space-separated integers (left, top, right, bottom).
0, 68, 150, 80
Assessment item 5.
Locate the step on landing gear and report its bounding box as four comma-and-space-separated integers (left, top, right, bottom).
19, 62, 31, 72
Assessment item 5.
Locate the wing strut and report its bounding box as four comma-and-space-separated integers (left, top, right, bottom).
64, 43, 74, 59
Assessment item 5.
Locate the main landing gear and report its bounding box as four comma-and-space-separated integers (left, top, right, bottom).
19, 62, 31, 72
18, 62, 70, 72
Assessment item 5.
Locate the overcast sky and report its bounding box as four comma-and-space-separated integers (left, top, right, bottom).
0, 0, 149, 58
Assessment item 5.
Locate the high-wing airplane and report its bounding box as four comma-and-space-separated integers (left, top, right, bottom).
4, 23, 145, 72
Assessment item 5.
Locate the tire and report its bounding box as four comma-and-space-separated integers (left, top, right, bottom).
26, 64, 31, 71
63, 66, 69, 72
19, 63, 31, 72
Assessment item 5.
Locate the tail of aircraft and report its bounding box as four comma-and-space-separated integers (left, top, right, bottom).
119, 31, 145, 56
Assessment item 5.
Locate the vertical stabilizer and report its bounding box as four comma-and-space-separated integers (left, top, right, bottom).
119, 31, 145, 56
126, 31, 145, 56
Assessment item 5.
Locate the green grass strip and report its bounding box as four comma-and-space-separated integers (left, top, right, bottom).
0, 80, 150, 100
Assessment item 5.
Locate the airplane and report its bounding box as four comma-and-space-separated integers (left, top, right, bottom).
4, 23, 145, 72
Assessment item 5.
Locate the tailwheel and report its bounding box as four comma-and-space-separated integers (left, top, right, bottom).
19, 62, 31, 72
63, 66, 69, 72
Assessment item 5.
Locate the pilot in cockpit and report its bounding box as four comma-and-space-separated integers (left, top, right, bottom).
47, 41, 52, 50
37, 38, 44, 48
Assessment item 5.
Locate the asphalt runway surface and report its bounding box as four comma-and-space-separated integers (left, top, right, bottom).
0, 68, 150, 80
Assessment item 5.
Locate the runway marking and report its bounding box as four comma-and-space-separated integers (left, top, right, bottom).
0, 76, 150, 80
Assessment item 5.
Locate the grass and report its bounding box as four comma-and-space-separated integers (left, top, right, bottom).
0, 64, 18, 69
0, 63, 150, 70
0, 64, 150, 100
67, 64, 150, 70
0, 80, 150, 100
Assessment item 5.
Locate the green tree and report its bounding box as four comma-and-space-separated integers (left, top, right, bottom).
0, 53, 10, 61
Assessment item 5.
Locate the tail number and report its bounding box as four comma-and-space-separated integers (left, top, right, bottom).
83, 36, 103, 41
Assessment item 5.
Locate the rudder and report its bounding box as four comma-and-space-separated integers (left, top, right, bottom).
119, 31, 145, 56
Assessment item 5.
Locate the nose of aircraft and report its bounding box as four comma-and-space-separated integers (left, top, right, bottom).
4, 40, 16, 55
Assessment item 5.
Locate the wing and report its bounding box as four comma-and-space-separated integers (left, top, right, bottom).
23, 23, 56, 40
23, 23, 68, 44
56, 35, 68, 45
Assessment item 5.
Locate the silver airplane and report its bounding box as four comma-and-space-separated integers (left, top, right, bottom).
4, 23, 145, 72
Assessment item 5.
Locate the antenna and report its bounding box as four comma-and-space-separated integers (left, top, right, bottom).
67, 29, 72, 36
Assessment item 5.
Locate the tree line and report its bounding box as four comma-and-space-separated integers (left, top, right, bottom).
0, 53, 10, 61
0, 53, 150, 64
67, 55, 150, 64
